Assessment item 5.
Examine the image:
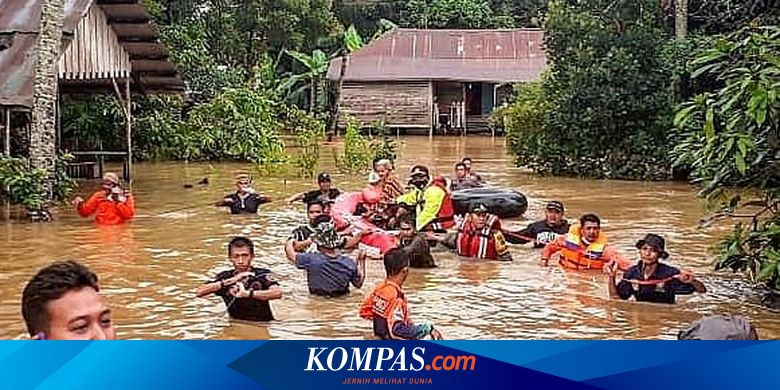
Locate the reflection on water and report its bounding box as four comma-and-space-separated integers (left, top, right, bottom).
1, 136, 778, 339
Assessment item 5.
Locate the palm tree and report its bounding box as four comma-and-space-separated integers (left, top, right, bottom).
284, 49, 329, 113
30, 0, 63, 206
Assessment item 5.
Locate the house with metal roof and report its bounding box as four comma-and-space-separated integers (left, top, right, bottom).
0, 0, 183, 179
326, 28, 546, 135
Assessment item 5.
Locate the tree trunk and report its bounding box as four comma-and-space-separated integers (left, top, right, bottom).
329, 53, 348, 137
309, 78, 315, 113
675, 0, 688, 39
30, 0, 63, 206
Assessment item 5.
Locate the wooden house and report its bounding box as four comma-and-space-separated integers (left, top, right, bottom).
0, 0, 183, 179
326, 28, 546, 135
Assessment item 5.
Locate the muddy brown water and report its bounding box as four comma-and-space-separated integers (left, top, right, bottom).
1, 136, 777, 339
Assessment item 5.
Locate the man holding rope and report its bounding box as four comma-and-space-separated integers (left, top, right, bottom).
540, 213, 631, 270
196, 237, 282, 322
608, 234, 706, 304
506, 201, 570, 248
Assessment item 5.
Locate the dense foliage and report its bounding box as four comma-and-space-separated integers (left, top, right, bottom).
336, 0, 547, 33
672, 26, 780, 297
503, 0, 679, 180
0, 154, 76, 212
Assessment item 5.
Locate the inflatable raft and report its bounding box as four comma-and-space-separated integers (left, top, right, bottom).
451, 187, 528, 219
330, 193, 397, 257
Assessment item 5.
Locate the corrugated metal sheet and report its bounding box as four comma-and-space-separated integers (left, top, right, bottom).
0, 33, 35, 107
0, 0, 182, 108
0, 0, 92, 34
327, 29, 547, 83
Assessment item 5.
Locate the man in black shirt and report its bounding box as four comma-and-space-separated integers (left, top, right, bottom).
196, 237, 282, 322
215, 175, 272, 214
287, 172, 341, 205
507, 200, 570, 248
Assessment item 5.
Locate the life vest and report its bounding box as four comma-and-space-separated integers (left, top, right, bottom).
359, 280, 408, 340
426, 176, 455, 230
456, 213, 502, 259
560, 225, 609, 270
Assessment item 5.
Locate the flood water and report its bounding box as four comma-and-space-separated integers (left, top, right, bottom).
1, 136, 777, 340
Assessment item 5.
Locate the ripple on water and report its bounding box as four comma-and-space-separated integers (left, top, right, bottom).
1, 137, 778, 339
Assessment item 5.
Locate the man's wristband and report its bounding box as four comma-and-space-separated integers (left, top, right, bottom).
249, 289, 255, 299
219, 280, 225, 288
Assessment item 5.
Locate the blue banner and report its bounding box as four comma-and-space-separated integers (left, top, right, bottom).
0, 341, 775, 389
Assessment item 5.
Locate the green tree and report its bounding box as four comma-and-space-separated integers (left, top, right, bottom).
672, 26, 780, 298
504, 0, 677, 180
400, 0, 514, 28
685, 0, 780, 35
284, 49, 330, 113
178, 85, 286, 163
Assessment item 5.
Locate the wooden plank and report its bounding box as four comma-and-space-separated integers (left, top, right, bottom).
96, 7, 104, 79
4, 108, 9, 156
74, 16, 81, 79
89, 8, 96, 79
428, 81, 433, 138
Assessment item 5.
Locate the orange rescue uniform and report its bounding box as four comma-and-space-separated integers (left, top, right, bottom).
77, 191, 135, 225
541, 225, 631, 270
359, 280, 434, 340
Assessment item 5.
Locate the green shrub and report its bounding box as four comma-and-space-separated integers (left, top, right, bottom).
289, 108, 326, 178
335, 118, 373, 174
0, 154, 76, 213
178, 86, 286, 164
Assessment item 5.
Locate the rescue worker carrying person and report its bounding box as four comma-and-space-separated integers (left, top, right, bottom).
541, 213, 632, 271
428, 203, 511, 261
395, 165, 455, 232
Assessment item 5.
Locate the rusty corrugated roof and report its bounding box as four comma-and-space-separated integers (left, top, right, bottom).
327, 29, 547, 83
0, 0, 91, 35
0, 0, 182, 108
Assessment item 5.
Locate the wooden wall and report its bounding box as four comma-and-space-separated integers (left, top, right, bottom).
58, 5, 131, 80
339, 81, 432, 128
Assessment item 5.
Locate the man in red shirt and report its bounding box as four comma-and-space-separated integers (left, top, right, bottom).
73, 172, 135, 225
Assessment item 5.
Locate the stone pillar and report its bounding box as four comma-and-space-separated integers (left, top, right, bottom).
29, 0, 63, 200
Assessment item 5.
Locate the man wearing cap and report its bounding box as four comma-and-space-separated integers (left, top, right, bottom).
284, 214, 366, 297
73, 172, 135, 225
429, 203, 511, 261
395, 165, 455, 232
287, 172, 341, 205
608, 233, 706, 304
541, 213, 632, 271
507, 201, 570, 248
216, 174, 272, 214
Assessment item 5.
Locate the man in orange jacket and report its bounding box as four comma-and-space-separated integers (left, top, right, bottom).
73, 172, 135, 225
541, 213, 631, 271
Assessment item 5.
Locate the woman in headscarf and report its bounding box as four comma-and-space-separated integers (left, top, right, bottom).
374, 159, 404, 204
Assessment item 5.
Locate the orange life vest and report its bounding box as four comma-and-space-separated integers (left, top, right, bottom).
359, 280, 409, 340
559, 225, 609, 270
